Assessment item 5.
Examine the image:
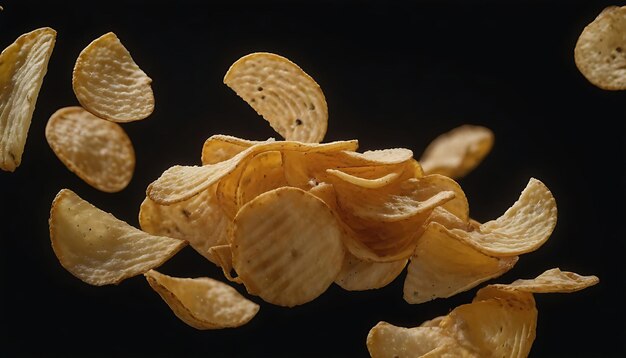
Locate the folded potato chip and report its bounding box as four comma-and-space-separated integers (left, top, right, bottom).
50, 189, 186, 285
0, 27, 56, 172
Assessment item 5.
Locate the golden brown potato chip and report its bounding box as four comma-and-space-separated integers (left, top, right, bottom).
201, 135, 274, 165
575, 6, 626, 90
451, 178, 557, 256
144, 270, 258, 329
49, 189, 186, 286
231, 187, 344, 307
45, 106, 135, 192
236, 150, 287, 207
224, 52, 328, 143
326, 169, 401, 189
0, 27, 56, 172
403, 222, 517, 304
73, 32, 153, 122
139, 185, 229, 264
427, 207, 468, 230
420, 125, 494, 179
486, 268, 599, 294
335, 252, 407, 291
207, 244, 241, 284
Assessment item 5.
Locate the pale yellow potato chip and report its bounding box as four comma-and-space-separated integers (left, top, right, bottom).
451, 178, 557, 256
231, 187, 344, 307
487, 268, 599, 294
224, 52, 328, 143
427, 207, 468, 230
420, 125, 494, 179
207, 244, 242, 284
144, 270, 258, 329
403, 222, 517, 304
201, 134, 274, 165
138, 185, 229, 264
414, 174, 468, 223
147, 139, 358, 205
73, 32, 153, 122
335, 251, 407, 291
236, 150, 287, 207
0, 27, 56, 172
341, 148, 414, 165
45, 106, 135, 192
575, 6, 626, 90
326, 169, 401, 189
49, 189, 186, 285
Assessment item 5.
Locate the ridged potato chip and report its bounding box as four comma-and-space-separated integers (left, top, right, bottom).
139, 185, 229, 264
485, 268, 599, 294
231, 187, 344, 307
145, 270, 259, 329
49, 189, 186, 285
0, 27, 56, 172
224, 52, 328, 143
45, 106, 135, 192
403, 222, 518, 304
335, 251, 407, 291
575, 6, 626, 90
201, 135, 274, 165
73, 32, 154, 122
420, 125, 494, 179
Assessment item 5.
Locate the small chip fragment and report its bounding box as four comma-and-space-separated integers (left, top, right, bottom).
73, 32, 154, 122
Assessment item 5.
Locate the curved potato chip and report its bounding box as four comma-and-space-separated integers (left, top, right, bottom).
403, 222, 517, 304
144, 270, 258, 329
0, 27, 56, 172
486, 268, 599, 294
49, 189, 186, 286
236, 150, 287, 207
575, 6, 626, 90
427, 207, 468, 230
335, 252, 407, 291
232, 187, 344, 307
326, 169, 400, 189
45, 106, 135, 192
207, 244, 241, 284
451, 178, 557, 256
224, 52, 328, 143
201, 135, 274, 165
420, 125, 494, 179
73, 32, 153, 122
414, 174, 468, 223
139, 185, 229, 264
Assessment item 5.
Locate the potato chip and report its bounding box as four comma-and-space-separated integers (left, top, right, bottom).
486, 268, 599, 294
231, 187, 344, 306
144, 270, 258, 329
420, 125, 494, 179
49, 189, 186, 285
201, 134, 274, 165
236, 150, 287, 207
45, 106, 135, 192
335, 251, 407, 291
575, 6, 626, 90
139, 184, 229, 264
403, 222, 518, 304
427, 207, 468, 230
326, 169, 401, 189
451, 178, 556, 256
207, 244, 241, 284
224, 52, 328, 143
73, 32, 153, 122
0, 27, 56, 172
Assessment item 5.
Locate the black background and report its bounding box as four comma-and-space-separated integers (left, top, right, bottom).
1, 0, 625, 357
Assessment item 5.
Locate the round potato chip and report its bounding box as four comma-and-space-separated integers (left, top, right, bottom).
231, 187, 344, 307
49, 189, 186, 286
224, 52, 328, 143
575, 6, 626, 90
201, 135, 275, 165
73, 32, 154, 122
420, 125, 494, 179
335, 252, 407, 291
45, 107, 135, 193
145, 270, 258, 330
0, 27, 56, 172
485, 268, 599, 294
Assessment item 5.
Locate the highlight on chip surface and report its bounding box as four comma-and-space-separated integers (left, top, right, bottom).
419, 125, 494, 179
575, 6, 626, 90
224, 52, 328, 143
231, 187, 344, 307
0, 27, 56, 172
144, 270, 259, 330
49, 189, 186, 286
45, 106, 135, 192
73, 32, 154, 122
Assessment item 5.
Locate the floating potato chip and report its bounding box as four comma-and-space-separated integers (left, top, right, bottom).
207, 244, 241, 284
326, 169, 401, 189
45, 107, 135, 192
201, 135, 274, 165
147, 139, 358, 205
420, 125, 494, 179
139, 185, 229, 264
403, 222, 517, 304
450, 178, 557, 256
224, 52, 328, 143
144, 270, 258, 329
335, 251, 407, 291
575, 6, 626, 90
49, 189, 186, 285
486, 268, 599, 294
73, 32, 153, 122
231, 187, 344, 307
0, 27, 56, 172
